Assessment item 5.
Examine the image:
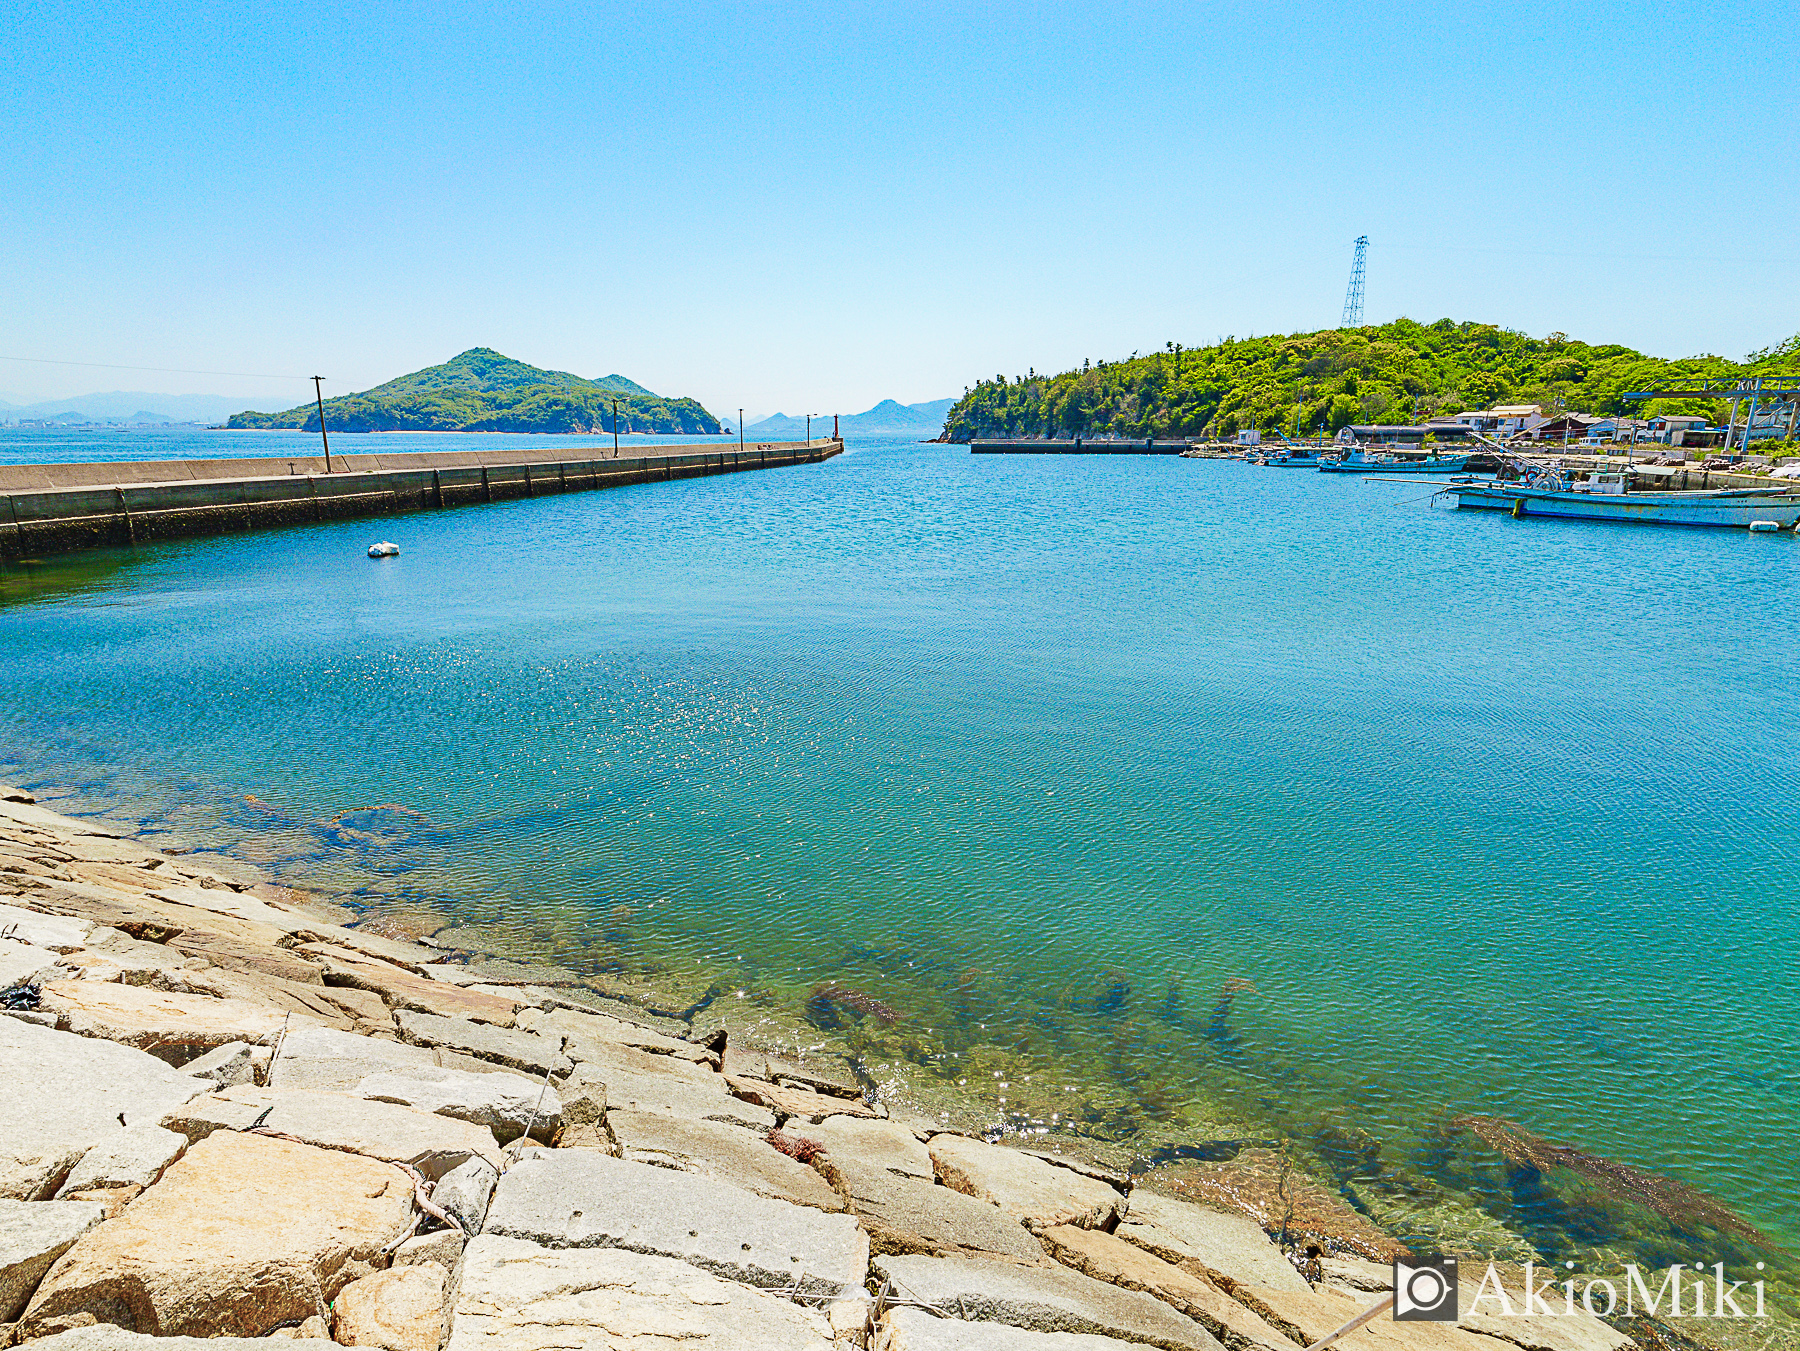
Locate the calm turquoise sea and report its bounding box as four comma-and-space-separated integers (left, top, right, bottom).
3, 427, 1796, 1266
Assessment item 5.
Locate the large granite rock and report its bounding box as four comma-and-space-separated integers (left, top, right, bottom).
56, 1123, 187, 1194
393, 1010, 570, 1077
0, 903, 93, 953
267, 1025, 440, 1092
0, 1197, 107, 1320
928, 1134, 1122, 1231
482, 1150, 867, 1297
202, 968, 392, 1034
432, 1156, 497, 1235
158, 1093, 271, 1143
331, 1264, 447, 1351
18, 1130, 415, 1339
1117, 1191, 1311, 1296
528, 1006, 713, 1064
804, 1116, 934, 1177
445, 1235, 835, 1351
180, 1040, 266, 1088
215, 1087, 502, 1176
833, 1158, 1042, 1260
1040, 1224, 1301, 1351
11, 1329, 345, 1351
0, 940, 60, 990
597, 1062, 777, 1132
606, 1109, 845, 1211
872, 1254, 1224, 1351
393, 1230, 464, 1272
882, 1308, 1156, 1350
0, 1019, 207, 1199
355, 1066, 560, 1144
726, 1075, 878, 1123
299, 945, 521, 1024
551, 1069, 608, 1149
36, 980, 293, 1065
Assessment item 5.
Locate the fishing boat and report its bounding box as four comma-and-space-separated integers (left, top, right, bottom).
1441, 464, 1800, 528
1261, 446, 1332, 468
1320, 448, 1474, 474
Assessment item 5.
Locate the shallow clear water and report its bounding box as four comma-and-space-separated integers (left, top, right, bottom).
3, 428, 1796, 1265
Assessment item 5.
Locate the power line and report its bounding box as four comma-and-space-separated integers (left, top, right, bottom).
0, 355, 312, 380
1378, 242, 1770, 266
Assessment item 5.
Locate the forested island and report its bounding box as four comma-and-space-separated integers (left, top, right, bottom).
228, 348, 720, 434
942, 321, 1800, 442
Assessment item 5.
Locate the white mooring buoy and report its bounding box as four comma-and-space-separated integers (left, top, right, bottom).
367, 541, 400, 557
1747, 521, 1781, 533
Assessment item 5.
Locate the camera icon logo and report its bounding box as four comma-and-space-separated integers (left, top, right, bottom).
1393, 1256, 1459, 1322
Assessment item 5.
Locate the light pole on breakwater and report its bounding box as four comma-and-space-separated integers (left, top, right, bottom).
739, 409, 744, 452
612, 398, 619, 458
311, 376, 332, 473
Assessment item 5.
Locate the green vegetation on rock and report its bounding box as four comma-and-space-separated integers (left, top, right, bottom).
942, 322, 1800, 442
228, 348, 718, 434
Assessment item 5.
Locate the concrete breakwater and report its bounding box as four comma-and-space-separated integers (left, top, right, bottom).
0, 439, 841, 560
0, 783, 1652, 1351
971, 440, 1189, 455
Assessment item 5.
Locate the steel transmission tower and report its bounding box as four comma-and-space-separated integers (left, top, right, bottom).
1340, 236, 1367, 327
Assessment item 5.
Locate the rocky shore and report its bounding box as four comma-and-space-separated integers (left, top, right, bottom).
0, 784, 1693, 1350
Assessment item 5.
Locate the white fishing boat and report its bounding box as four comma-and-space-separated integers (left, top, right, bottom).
1442, 465, 1800, 529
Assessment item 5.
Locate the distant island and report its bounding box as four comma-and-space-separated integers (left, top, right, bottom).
747, 397, 954, 440
227, 348, 720, 435
942, 321, 1800, 441
0, 391, 250, 425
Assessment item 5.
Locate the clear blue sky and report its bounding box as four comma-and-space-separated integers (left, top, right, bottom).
3, 0, 1794, 419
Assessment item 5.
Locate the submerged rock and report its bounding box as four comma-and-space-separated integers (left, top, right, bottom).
1136, 1151, 1403, 1263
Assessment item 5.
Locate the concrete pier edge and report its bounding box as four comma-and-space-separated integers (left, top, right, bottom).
0, 439, 842, 560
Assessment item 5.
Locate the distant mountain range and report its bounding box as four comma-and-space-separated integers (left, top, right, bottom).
746, 397, 954, 439
227, 349, 717, 435
0, 392, 250, 424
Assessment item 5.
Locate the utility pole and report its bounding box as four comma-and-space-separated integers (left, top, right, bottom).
612, 398, 619, 458
311, 376, 332, 473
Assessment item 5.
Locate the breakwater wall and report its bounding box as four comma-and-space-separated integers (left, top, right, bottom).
0, 439, 841, 559
970, 439, 1189, 455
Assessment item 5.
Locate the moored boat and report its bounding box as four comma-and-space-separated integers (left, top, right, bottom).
1321, 448, 1474, 474
1443, 474, 1800, 528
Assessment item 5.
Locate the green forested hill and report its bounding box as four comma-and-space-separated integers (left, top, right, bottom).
942, 322, 1800, 442
228, 348, 716, 434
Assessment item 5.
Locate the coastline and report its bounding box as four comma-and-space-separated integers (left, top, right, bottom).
0, 772, 1791, 1351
